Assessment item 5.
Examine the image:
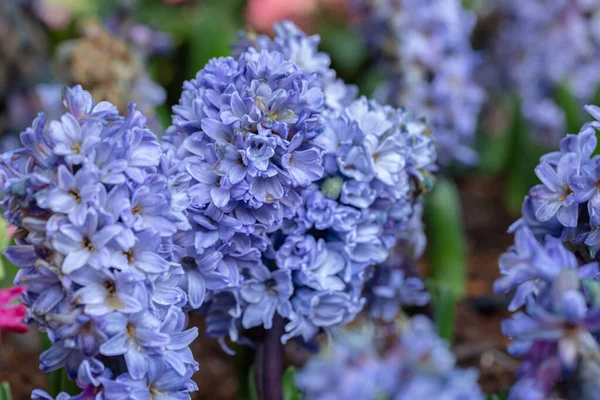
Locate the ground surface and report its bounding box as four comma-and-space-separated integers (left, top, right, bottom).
0, 176, 517, 399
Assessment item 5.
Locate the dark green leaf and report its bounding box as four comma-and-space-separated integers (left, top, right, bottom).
283, 367, 300, 400
0, 254, 19, 289
185, 5, 238, 80
487, 388, 510, 400
555, 82, 583, 135
0, 382, 12, 400
424, 178, 467, 343
503, 100, 545, 215
248, 366, 258, 400
318, 18, 368, 79
475, 96, 515, 177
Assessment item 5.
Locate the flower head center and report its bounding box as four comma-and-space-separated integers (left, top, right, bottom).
82, 237, 95, 252
126, 322, 136, 338
71, 142, 81, 154
266, 278, 278, 294
131, 204, 142, 215
68, 188, 82, 203
123, 249, 135, 264
103, 280, 116, 296
181, 256, 197, 269
558, 184, 572, 201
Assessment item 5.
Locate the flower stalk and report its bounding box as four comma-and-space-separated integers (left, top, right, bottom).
256, 315, 284, 400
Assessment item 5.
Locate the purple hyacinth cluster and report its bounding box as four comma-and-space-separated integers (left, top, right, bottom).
233, 21, 358, 113
496, 105, 600, 399
356, 0, 486, 166
168, 22, 436, 346
274, 97, 435, 340
492, 0, 600, 142
296, 315, 484, 400
0, 86, 199, 399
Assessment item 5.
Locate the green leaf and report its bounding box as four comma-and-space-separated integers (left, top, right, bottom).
0, 382, 12, 400
424, 178, 467, 343
186, 5, 238, 80
248, 366, 258, 400
555, 82, 583, 135
235, 344, 253, 400
487, 389, 510, 400
462, 0, 483, 9
0, 253, 19, 289
502, 99, 546, 215
282, 367, 300, 400
476, 96, 515, 177
317, 18, 368, 79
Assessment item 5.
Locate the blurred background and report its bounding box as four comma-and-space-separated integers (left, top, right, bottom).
1, 0, 597, 398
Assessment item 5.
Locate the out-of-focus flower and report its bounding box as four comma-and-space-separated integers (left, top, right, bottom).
29, 0, 98, 30
234, 21, 358, 112
296, 316, 484, 400
0, 0, 48, 135
489, 0, 600, 143
0, 286, 28, 341
356, 0, 486, 166
54, 20, 165, 123
245, 0, 320, 34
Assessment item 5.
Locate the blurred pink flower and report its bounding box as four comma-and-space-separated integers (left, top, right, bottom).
0, 286, 27, 341
6, 225, 16, 241
245, 0, 319, 33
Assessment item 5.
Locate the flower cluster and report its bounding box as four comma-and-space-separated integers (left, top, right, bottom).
356, 0, 486, 166
296, 316, 484, 400
496, 105, 600, 399
233, 21, 358, 112
491, 0, 600, 143
273, 97, 435, 340
0, 286, 28, 341
168, 22, 436, 346
0, 86, 198, 398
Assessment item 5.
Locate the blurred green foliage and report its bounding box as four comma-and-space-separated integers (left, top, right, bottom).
0, 382, 12, 400
424, 178, 467, 342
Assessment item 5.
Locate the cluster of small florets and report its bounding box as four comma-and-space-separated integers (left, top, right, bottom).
496, 105, 600, 399
0, 86, 198, 399
272, 97, 435, 340
296, 316, 484, 400
233, 21, 358, 112
167, 22, 436, 346
491, 0, 600, 142
356, 0, 486, 166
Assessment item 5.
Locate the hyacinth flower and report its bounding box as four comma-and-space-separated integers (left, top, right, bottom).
233, 20, 358, 112
167, 21, 436, 399
355, 0, 486, 166
296, 315, 484, 400
495, 104, 600, 398
0, 85, 198, 399
489, 0, 600, 143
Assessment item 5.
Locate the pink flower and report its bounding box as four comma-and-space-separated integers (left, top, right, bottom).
245, 0, 319, 33
0, 286, 28, 341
